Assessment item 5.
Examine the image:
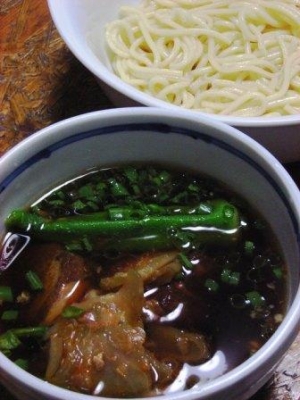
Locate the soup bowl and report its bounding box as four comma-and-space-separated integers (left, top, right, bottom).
47, 0, 300, 163
0, 107, 300, 400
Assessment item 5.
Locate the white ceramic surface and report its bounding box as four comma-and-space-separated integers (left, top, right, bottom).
47, 0, 300, 163
0, 107, 300, 400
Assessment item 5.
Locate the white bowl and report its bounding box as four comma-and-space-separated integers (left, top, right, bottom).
0, 107, 300, 400
47, 0, 300, 163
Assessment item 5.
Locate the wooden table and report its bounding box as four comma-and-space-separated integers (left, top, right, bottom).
1, 1, 300, 399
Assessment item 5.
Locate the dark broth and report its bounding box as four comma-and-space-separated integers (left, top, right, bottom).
0, 165, 287, 397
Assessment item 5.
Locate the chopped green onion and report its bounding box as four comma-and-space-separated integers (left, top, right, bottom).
0, 331, 21, 350
86, 201, 99, 211
229, 271, 240, 285
132, 184, 141, 195
221, 268, 231, 283
72, 199, 87, 211
95, 182, 107, 194
123, 167, 138, 183
169, 230, 195, 249
78, 184, 95, 198
108, 178, 129, 197
158, 170, 171, 183
10, 326, 47, 338
151, 176, 163, 187
273, 267, 283, 279
56, 190, 66, 200
246, 291, 265, 308
171, 192, 187, 204
221, 269, 240, 285
15, 358, 29, 370
0, 326, 45, 352
205, 278, 219, 292
25, 270, 43, 291
66, 242, 84, 252
62, 305, 84, 319
187, 183, 200, 193
244, 241, 255, 255
1, 310, 18, 321
82, 237, 93, 252
0, 286, 13, 302
48, 199, 65, 207
178, 253, 194, 270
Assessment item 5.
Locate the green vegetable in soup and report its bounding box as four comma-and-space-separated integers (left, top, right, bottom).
0, 164, 288, 398
0, 326, 47, 352
5, 199, 241, 252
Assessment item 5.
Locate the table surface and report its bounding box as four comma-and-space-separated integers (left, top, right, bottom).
1, 1, 300, 399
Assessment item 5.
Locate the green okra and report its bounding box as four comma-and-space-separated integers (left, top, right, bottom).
5, 200, 241, 251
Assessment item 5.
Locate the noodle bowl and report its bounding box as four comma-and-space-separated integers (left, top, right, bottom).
105, 0, 300, 117
47, 0, 300, 163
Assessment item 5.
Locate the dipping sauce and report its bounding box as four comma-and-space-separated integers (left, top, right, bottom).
0, 165, 287, 397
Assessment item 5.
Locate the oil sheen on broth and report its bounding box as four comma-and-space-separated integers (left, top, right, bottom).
0, 165, 287, 397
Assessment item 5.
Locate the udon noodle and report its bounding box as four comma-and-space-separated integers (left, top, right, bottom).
105, 0, 300, 116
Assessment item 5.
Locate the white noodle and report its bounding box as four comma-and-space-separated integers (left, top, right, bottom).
105, 0, 300, 116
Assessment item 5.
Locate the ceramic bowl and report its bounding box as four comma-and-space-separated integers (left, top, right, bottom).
0, 107, 300, 400
47, 0, 300, 163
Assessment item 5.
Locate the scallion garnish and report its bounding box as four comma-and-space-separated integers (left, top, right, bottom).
78, 184, 95, 198
205, 278, 219, 292
246, 291, 265, 308
10, 326, 47, 338
66, 242, 84, 252
158, 170, 171, 184
1, 310, 18, 321
48, 199, 65, 207
108, 178, 129, 197
15, 358, 29, 370
273, 267, 283, 279
244, 241, 255, 255
25, 270, 43, 291
123, 167, 138, 183
62, 305, 84, 319
0, 286, 13, 302
0, 331, 21, 350
178, 253, 194, 270
73, 199, 87, 211
0, 326, 46, 351
82, 237, 93, 252
221, 269, 240, 285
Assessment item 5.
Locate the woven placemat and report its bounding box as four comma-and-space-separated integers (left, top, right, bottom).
1, 1, 300, 400
0, 0, 113, 158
